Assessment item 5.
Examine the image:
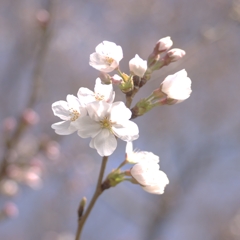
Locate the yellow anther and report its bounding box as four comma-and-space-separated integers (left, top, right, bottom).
69, 108, 80, 121
95, 93, 105, 101
105, 56, 114, 66
100, 117, 112, 130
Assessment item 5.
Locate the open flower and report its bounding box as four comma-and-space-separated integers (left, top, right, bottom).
89, 41, 123, 73
129, 54, 147, 77
76, 101, 139, 156
77, 78, 115, 105
51, 95, 87, 135
130, 158, 169, 194
160, 69, 192, 101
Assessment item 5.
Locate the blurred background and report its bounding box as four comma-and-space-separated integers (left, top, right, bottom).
0, 0, 240, 239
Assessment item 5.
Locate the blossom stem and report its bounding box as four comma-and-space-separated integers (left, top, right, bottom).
116, 160, 127, 170
75, 156, 108, 240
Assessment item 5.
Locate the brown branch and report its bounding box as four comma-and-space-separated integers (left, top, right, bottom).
75, 156, 108, 240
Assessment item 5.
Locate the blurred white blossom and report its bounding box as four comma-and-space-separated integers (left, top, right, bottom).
89, 41, 123, 73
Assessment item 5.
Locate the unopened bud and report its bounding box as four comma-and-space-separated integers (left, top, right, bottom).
2, 117, 16, 132
78, 197, 87, 219
129, 54, 147, 78
156, 36, 173, 53
166, 48, 186, 62
160, 69, 192, 103
36, 9, 50, 29
99, 72, 111, 84
111, 74, 123, 84
22, 108, 39, 125
2, 202, 18, 219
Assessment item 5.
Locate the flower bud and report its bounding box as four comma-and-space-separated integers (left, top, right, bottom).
2, 202, 18, 219
22, 108, 39, 125
166, 48, 186, 62
99, 72, 111, 84
36, 9, 50, 29
160, 69, 192, 102
111, 74, 123, 84
156, 36, 173, 52
129, 54, 147, 77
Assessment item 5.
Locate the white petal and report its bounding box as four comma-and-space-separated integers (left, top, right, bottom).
112, 120, 139, 141
87, 101, 110, 121
51, 121, 76, 135
92, 129, 117, 156
76, 116, 101, 138
89, 138, 95, 149
125, 142, 133, 154
94, 78, 114, 102
110, 102, 131, 123
142, 171, 169, 194
129, 54, 147, 77
67, 95, 81, 109
52, 101, 70, 121
77, 87, 95, 105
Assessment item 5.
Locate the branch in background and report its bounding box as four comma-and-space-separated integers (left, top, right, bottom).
0, 0, 54, 182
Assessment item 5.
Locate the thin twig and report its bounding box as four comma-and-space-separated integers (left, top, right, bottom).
75, 156, 108, 240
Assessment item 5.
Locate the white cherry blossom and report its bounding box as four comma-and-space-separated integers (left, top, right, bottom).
77, 78, 115, 105
130, 149, 169, 194
51, 95, 87, 135
160, 69, 192, 101
129, 54, 147, 77
89, 41, 123, 73
76, 101, 139, 156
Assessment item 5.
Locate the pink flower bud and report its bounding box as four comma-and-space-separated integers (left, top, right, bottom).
111, 74, 123, 84
156, 36, 173, 52
36, 9, 50, 28
99, 72, 111, 84
3, 202, 19, 218
167, 48, 186, 62
22, 108, 39, 125
2, 117, 16, 132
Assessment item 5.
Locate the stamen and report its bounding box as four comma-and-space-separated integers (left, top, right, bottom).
95, 93, 105, 101
105, 56, 114, 66
69, 108, 80, 121
100, 117, 112, 130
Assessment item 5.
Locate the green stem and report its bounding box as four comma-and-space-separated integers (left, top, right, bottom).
75, 156, 108, 240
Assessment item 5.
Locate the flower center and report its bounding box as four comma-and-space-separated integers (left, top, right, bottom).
100, 117, 112, 130
95, 93, 105, 101
104, 56, 114, 66
69, 108, 80, 121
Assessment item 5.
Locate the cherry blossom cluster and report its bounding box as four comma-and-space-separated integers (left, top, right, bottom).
51, 79, 139, 156
52, 37, 192, 194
